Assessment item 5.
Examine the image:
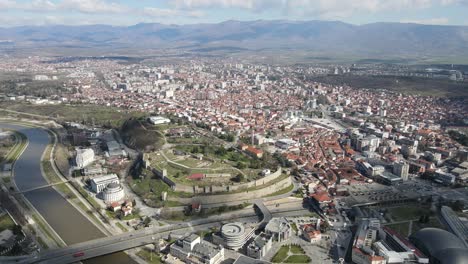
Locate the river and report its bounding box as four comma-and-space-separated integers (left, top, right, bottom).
0, 122, 136, 264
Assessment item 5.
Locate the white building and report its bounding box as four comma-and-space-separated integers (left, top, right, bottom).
213, 222, 255, 250
102, 182, 125, 203
148, 116, 171, 125
75, 148, 95, 168
169, 234, 224, 264
90, 174, 119, 193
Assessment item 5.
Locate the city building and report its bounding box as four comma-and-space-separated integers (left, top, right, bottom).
265, 218, 292, 242
246, 232, 273, 259
75, 148, 95, 168
148, 116, 171, 125
410, 228, 468, 264
102, 182, 125, 203
213, 222, 255, 250
393, 162, 409, 180
169, 234, 224, 264
440, 206, 468, 248
90, 174, 119, 193
352, 218, 429, 264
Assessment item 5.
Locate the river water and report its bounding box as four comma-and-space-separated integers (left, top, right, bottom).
0, 123, 136, 264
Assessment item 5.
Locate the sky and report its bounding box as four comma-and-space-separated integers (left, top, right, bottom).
1, 0, 468, 27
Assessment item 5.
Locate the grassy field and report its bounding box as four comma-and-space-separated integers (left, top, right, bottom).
272, 245, 289, 263
0, 101, 146, 127
0, 213, 15, 233
55, 183, 77, 199
116, 222, 128, 232
386, 206, 432, 221
385, 217, 443, 237
137, 249, 162, 264
272, 245, 310, 264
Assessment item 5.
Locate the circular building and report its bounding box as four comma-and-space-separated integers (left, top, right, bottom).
102, 182, 125, 203
409, 228, 468, 264
220, 222, 254, 250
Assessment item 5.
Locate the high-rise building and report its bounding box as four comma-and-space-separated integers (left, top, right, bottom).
393, 162, 409, 180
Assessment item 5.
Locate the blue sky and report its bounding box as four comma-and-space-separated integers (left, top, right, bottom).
1, 0, 468, 27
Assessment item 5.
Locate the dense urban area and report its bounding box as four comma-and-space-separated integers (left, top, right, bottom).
0, 55, 467, 264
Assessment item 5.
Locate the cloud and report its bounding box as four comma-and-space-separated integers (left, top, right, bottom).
143, 7, 204, 18
1, 0, 128, 14
59, 0, 128, 14
401, 17, 450, 25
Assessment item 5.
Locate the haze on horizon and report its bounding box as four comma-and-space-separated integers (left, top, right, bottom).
1, 0, 468, 27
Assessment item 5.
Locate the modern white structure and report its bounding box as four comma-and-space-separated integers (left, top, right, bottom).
148, 116, 170, 125
102, 182, 125, 203
265, 217, 292, 242
213, 222, 255, 250
169, 234, 224, 264
75, 148, 95, 168
90, 174, 119, 193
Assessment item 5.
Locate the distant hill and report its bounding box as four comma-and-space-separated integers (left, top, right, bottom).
1, 20, 468, 62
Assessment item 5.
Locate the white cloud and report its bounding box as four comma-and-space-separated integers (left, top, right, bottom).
59, 0, 128, 14
0, 0, 128, 13
143, 7, 204, 18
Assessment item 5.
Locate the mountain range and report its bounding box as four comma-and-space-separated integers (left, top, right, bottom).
1, 20, 468, 62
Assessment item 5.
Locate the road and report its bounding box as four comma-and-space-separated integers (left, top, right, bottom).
0, 121, 135, 264
24, 207, 311, 264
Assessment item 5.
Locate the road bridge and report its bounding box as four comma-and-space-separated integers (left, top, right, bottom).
8, 208, 309, 264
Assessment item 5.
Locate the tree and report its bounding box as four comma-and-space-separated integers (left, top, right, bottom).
226, 134, 235, 142
143, 216, 151, 226
451, 200, 465, 212
12, 225, 22, 236
236, 162, 246, 170
234, 173, 245, 183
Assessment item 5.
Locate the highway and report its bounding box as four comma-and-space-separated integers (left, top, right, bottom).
24, 207, 310, 264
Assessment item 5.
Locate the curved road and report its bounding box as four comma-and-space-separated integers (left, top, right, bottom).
0, 122, 135, 264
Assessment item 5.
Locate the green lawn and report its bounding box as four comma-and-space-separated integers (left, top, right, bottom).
290, 223, 298, 234
385, 217, 443, 237
272, 245, 289, 263
0, 213, 15, 233
272, 245, 310, 263
387, 206, 432, 221
0, 102, 146, 128
116, 222, 128, 232
290, 245, 305, 254
2, 177, 11, 184
137, 249, 162, 264
284, 255, 311, 263
106, 210, 140, 221
386, 222, 410, 237
55, 183, 77, 199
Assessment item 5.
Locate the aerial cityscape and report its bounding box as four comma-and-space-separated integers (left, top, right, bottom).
0, 1, 467, 264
